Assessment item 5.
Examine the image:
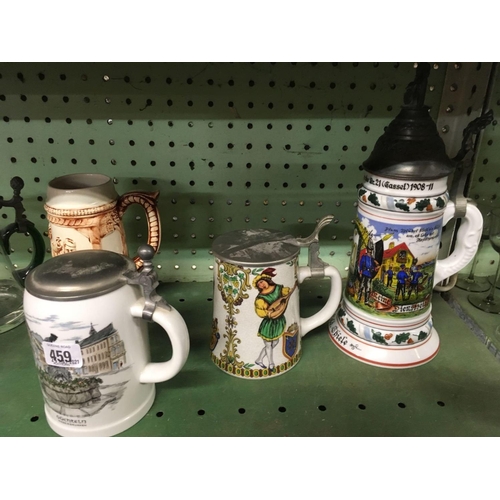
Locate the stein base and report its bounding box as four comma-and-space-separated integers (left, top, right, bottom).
45, 386, 155, 437
328, 318, 440, 369
212, 351, 302, 380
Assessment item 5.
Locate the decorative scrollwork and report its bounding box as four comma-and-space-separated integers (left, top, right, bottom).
216, 260, 252, 369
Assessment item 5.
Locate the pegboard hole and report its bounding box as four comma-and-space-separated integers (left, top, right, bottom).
30, 416, 39, 422
318, 405, 327, 411
156, 411, 164, 417
398, 403, 406, 409
197, 409, 205, 416
358, 404, 366, 410
437, 401, 445, 407
238, 408, 246, 414
278, 407, 287, 413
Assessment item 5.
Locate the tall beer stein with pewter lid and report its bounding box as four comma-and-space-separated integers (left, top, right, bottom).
328, 63, 491, 369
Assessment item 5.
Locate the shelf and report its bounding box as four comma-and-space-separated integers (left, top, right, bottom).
2, 279, 500, 437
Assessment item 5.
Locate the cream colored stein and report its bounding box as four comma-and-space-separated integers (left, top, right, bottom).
45, 173, 161, 267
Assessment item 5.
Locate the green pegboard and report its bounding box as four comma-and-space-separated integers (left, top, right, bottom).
2, 63, 500, 440
0, 62, 449, 281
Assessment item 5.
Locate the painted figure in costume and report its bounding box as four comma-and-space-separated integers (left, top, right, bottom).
253, 268, 293, 372
407, 265, 425, 300
385, 266, 394, 287
395, 264, 409, 300
357, 241, 380, 304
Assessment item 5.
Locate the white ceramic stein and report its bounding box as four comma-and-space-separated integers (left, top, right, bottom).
23, 245, 190, 437
45, 173, 161, 267
211, 216, 342, 379
328, 63, 488, 369
328, 175, 482, 368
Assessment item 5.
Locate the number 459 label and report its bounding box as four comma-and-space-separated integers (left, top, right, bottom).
42, 342, 83, 368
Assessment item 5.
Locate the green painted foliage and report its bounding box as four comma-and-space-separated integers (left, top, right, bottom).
372, 331, 388, 345
414, 199, 431, 211
395, 332, 411, 344
368, 193, 380, 206
395, 201, 410, 212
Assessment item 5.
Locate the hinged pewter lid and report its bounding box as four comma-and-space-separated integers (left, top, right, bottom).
362, 62, 455, 181
212, 228, 300, 266
25, 250, 136, 301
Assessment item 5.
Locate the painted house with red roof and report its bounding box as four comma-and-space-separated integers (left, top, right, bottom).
378, 241, 415, 281
358, 241, 415, 282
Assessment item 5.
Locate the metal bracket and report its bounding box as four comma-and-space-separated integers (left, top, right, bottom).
295, 215, 334, 278
448, 110, 494, 218
124, 244, 171, 320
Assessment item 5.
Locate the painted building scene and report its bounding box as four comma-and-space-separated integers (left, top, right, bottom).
77, 323, 127, 376
27, 321, 128, 416
345, 214, 439, 317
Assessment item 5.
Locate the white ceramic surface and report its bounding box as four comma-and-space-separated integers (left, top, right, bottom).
329, 173, 482, 368
45, 173, 161, 266
211, 258, 342, 379
24, 284, 190, 437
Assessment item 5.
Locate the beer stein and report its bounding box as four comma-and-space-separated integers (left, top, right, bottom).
328, 63, 490, 368
45, 173, 161, 267
0, 177, 45, 334
24, 245, 190, 437
211, 216, 342, 379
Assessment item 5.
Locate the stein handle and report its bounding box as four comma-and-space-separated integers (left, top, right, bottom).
0, 221, 45, 282
433, 200, 483, 287
297, 265, 342, 337
130, 298, 190, 383
117, 191, 162, 267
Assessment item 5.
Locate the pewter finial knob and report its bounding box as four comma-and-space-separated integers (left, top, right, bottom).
137, 244, 155, 273
125, 244, 170, 320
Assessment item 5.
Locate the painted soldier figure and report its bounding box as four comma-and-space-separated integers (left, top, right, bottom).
385, 267, 394, 287
357, 244, 380, 304
407, 265, 424, 300
395, 264, 409, 300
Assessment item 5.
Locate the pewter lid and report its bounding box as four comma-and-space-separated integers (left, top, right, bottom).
362, 62, 455, 180
25, 250, 136, 301
212, 228, 300, 266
